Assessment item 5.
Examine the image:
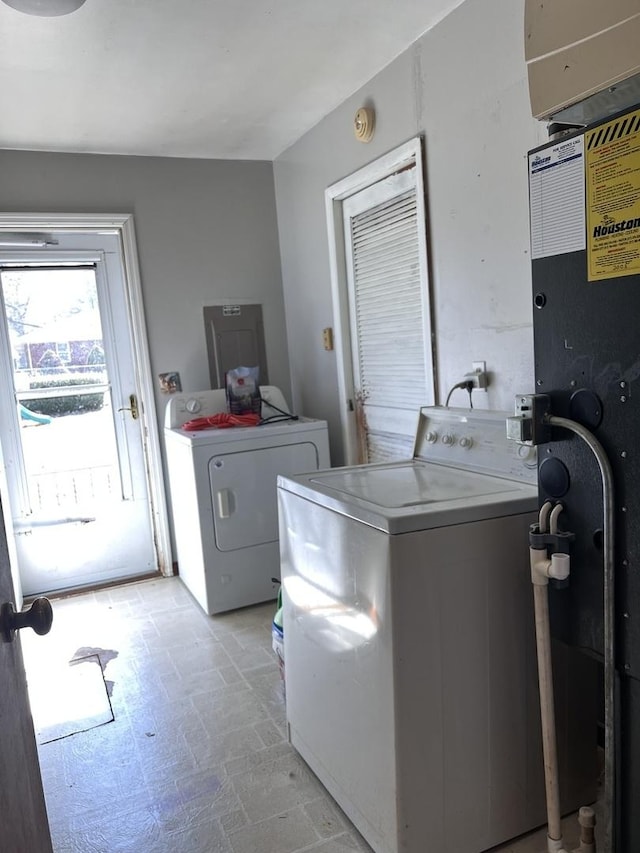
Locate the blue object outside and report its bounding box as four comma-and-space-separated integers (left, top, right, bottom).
19, 404, 52, 425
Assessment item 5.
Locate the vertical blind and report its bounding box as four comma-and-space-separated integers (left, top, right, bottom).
348, 184, 427, 462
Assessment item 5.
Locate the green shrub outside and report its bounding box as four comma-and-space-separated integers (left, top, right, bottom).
22, 376, 105, 417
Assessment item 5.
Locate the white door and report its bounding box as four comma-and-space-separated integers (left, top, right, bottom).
341, 165, 433, 464
0, 234, 157, 595
0, 492, 53, 853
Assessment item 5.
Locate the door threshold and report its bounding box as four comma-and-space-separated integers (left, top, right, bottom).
24, 570, 168, 603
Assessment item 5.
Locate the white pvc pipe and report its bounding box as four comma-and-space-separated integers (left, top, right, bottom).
549, 503, 563, 536
532, 573, 563, 844
532, 499, 573, 853
535, 501, 562, 849
540, 500, 554, 534
577, 805, 597, 852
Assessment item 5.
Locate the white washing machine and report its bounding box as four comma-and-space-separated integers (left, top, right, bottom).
277, 407, 597, 853
165, 386, 330, 614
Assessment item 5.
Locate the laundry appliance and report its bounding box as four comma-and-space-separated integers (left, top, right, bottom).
165, 386, 330, 614
278, 407, 597, 853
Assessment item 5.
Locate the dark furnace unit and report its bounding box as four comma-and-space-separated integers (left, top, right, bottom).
517, 103, 640, 853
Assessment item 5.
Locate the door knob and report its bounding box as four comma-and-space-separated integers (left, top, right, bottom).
1, 597, 53, 644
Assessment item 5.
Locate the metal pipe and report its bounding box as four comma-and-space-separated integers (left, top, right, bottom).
547, 415, 615, 853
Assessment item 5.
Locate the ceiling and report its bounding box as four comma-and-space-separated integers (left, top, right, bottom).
0, 0, 462, 160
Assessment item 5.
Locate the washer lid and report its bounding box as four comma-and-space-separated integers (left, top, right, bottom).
309, 462, 516, 508
278, 460, 537, 534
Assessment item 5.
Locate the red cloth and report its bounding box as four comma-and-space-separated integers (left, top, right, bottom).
181, 412, 261, 431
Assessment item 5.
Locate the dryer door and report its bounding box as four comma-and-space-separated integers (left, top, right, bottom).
210, 442, 320, 552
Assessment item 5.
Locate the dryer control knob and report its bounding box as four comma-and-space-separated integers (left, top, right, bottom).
459, 436, 473, 449
186, 398, 201, 414
442, 434, 455, 446
425, 431, 438, 444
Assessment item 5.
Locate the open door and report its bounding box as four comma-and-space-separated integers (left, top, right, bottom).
0, 234, 159, 595
0, 492, 53, 853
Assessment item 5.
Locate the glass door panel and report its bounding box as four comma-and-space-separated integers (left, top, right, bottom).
4, 266, 120, 519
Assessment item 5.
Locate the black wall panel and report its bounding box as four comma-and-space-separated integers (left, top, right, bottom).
531, 107, 640, 852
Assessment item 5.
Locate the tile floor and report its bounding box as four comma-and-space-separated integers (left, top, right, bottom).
22, 576, 594, 853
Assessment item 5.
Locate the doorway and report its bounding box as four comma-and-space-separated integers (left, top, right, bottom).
0, 215, 170, 597
325, 137, 435, 465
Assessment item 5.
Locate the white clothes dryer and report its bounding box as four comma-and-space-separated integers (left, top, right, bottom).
277, 407, 597, 853
165, 386, 330, 614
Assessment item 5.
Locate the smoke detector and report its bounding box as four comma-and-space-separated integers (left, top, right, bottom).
354, 107, 375, 143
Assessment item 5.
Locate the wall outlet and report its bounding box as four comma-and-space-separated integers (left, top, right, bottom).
465, 371, 489, 389
466, 361, 488, 390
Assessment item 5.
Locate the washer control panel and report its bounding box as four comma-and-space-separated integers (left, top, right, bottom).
414, 407, 536, 483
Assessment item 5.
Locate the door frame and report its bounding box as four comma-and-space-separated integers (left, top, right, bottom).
324, 137, 435, 465
0, 212, 171, 581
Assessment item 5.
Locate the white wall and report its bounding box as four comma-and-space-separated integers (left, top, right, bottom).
274, 0, 549, 464
0, 150, 290, 416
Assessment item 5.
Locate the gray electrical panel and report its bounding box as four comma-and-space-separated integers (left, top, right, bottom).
203, 304, 269, 389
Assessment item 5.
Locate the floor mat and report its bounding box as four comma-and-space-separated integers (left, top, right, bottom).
29, 653, 114, 745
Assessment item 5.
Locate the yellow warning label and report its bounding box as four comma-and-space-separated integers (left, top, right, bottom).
586, 108, 640, 281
